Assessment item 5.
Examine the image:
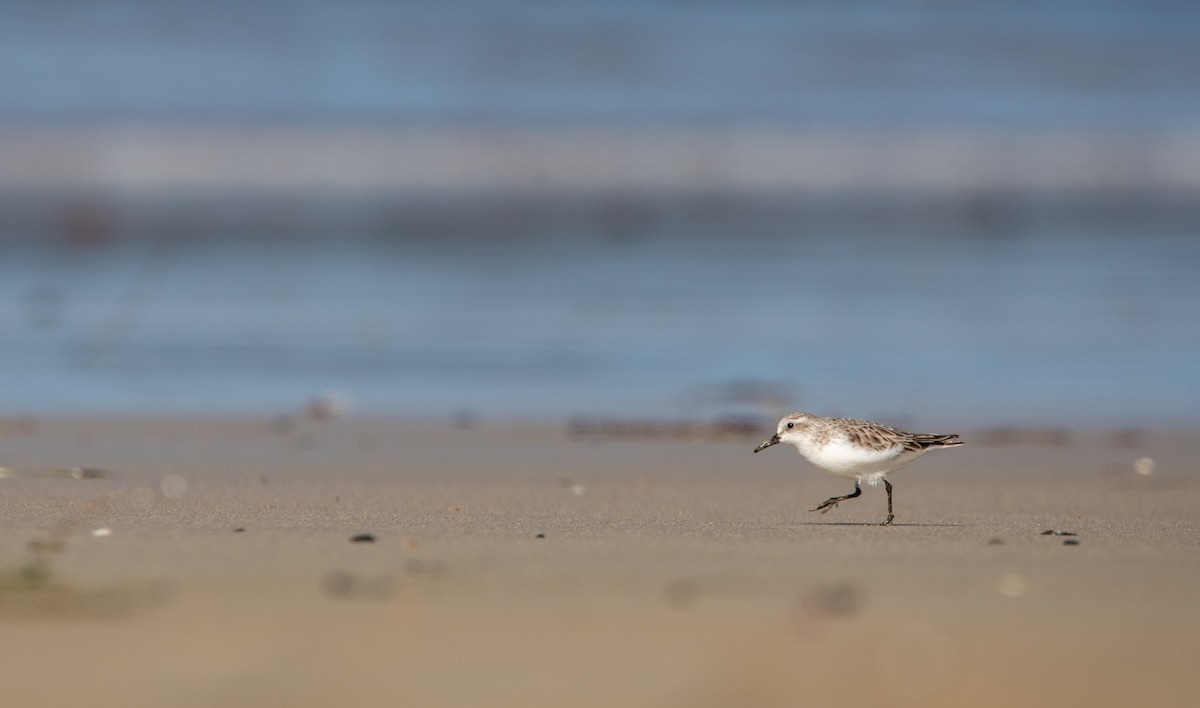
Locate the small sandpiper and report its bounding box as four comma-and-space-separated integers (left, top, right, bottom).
753, 412, 963, 525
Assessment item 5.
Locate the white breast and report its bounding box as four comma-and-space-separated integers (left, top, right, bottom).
792, 437, 923, 483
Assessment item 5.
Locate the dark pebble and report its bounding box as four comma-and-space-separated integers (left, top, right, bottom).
233, 528, 246, 533
987, 537, 1004, 545
535, 533, 546, 539
1063, 539, 1081, 546
664, 579, 700, 609
350, 533, 376, 543
811, 582, 865, 618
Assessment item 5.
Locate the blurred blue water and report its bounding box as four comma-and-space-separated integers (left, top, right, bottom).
2, 0, 1198, 127
1, 224, 1196, 425
2, 1, 1198, 425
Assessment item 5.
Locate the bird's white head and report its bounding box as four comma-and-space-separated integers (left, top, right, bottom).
752, 412, 818, 453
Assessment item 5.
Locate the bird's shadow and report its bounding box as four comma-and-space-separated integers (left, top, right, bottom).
796, 521, 965, 528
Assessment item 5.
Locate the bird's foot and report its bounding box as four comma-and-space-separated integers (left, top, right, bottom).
810, 499, 838, 514
879, 514, 894, 526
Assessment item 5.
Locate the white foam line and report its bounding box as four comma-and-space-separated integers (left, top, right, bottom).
1, 125, 1198, 193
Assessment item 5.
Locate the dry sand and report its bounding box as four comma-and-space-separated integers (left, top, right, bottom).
0, 416, 1197, 707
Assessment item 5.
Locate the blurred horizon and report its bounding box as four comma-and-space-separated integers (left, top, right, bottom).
1, 0, 1197, 426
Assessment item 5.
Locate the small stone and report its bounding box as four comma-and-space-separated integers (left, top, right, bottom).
160, 474, 188, 499
1063, 539, 1080, 546
350, 533, 376, 543
997, 573, 1028, 597
233, 528, 246, 533
987, 537, 1004, 546
91, 527, 112, 537
535, 533, 546, 539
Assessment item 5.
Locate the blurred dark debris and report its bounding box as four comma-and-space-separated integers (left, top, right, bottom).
568, 415, 764, 440
1104, 428, 1147, 448
957, 192, 1022, 240
791, 581, 867, 637
680, 379, 797, 412
0, 466, 113, 480
306, 390, 354, 421
664, 578, 702, 609
1063, 539, 1081, 546
0, 415, 38, 435
59, 196, 121, 249
270, 414, 297, 435
349, 533, 376, 543
323, 571, 397, 601
0, 571, 171, 620
802, 582, 865, 619
975, 427, 1071, 447
0, 529, 171, 619
596, 191, 659, 244
1041, 529, 1077, 536
452, 409, 479, 430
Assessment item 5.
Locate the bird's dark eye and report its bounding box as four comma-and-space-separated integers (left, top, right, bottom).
786, 422, 794, 429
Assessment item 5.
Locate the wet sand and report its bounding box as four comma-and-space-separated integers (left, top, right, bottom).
0, 416, 1197, 707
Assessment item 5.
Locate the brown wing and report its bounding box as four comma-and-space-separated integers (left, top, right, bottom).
838, 418, 914, 452
836, 417, 963, 452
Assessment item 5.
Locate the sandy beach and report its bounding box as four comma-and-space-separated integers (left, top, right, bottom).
0, 415, 1195, 707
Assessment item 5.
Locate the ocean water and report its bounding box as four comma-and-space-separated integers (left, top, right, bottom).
1, 219, 1196, 426
2, 0, 1198, 127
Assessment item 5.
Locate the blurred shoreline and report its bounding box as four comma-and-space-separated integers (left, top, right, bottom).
3, 124, 1198, 243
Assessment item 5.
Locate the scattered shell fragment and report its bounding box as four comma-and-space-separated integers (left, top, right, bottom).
91, 528, 112, 538
1134, 457, 1156, 477
997, 573, 1028, 597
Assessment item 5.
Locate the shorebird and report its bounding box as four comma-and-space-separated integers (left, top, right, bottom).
753, 412, 963, 525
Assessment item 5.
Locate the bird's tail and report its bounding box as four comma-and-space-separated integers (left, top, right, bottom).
910, 433, 963, 449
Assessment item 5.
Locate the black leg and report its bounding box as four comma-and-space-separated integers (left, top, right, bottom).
880, 479, 894, 526
810, 484, 862, 515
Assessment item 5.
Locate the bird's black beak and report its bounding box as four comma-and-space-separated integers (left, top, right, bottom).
753, 433, 780, 453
